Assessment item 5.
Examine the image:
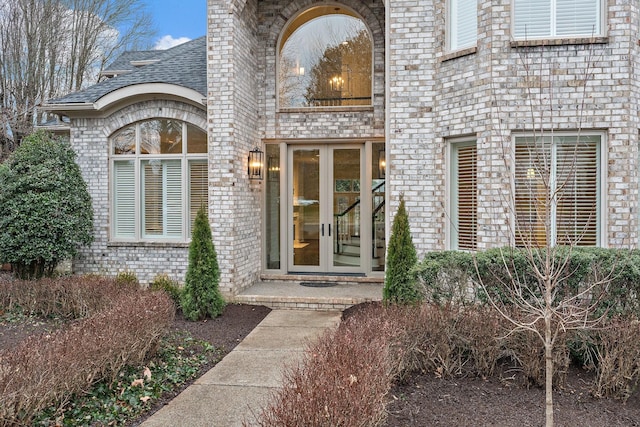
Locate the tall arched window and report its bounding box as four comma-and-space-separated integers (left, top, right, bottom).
278, 6, 373, 108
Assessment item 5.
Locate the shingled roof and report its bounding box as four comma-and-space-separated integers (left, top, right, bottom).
48, 36, 206, 105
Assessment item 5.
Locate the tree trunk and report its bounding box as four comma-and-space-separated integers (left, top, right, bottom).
545, 313, 554, 427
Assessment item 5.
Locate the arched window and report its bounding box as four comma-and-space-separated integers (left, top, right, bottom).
278, 6, 373, 108
110, 119, 207, 241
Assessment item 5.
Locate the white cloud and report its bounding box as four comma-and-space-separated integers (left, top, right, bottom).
154, 35, 191, 50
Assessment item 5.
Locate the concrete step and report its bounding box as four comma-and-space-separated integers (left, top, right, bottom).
232, 276, 383, 311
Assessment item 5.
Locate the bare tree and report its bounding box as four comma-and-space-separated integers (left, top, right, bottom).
0, 0, 154, 158
479, 42, 612, 427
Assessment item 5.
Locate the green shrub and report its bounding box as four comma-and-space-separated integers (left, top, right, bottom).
115, 270, 139, 288
383, 195, 420, 304
150, 274, 182, 307
180, 207, 225, 320
414, 247, 640, 317
0, 131, 93, 279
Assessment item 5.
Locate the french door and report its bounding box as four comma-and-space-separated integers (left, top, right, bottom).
288, 145, 363, 273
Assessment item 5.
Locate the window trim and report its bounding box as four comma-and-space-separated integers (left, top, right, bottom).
449, 137, 478, 251
109, 120, 208, 243
512, 0, 605, 42
513, 131, 606, 247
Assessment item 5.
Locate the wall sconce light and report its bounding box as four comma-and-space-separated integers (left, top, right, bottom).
378, 149, 386, 178
248, 147, 264, 180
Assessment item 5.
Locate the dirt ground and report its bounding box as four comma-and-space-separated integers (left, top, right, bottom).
384, 365, 640, 427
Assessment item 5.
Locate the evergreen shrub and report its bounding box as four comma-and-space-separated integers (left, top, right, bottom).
180, 207, 225, 320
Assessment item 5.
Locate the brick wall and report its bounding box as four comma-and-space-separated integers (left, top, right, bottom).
68, 100, 207, 284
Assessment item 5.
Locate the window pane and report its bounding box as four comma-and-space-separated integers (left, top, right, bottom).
112, 126, 136, 155
515, 137, 551, 247
514, 0, 552, 39
556, 0, 600, 37
555, 136, 599, 245
142, 159, 183, 238
265, 145, 280, 269
279, 7, 372, 108
187, 124, 207, 153
189, 161, 208, 234
113, 160, 136, 238
453, 142, 477, 250
450, 0, 477, 50
140, 119, 183, 154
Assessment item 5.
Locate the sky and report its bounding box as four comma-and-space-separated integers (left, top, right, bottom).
146, 0, 207, 50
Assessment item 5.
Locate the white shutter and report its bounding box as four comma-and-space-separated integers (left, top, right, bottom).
555, 136, 599, 246
113, 160, 136, 238
454, 142, 477, 250
556, 0, 600, 37
451, 0, 477, 50
514, 0, 552, 39
165, 160, 183, 237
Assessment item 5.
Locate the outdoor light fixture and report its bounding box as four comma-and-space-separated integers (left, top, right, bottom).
248, 147, 264, 180
378, 149, 386, 178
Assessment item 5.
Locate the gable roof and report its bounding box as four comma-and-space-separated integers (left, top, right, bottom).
47, 36, 206, 105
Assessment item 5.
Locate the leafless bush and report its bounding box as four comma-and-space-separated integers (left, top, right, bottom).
254, 304, 408, 427
592, 318, 640, 401
0, 289, 174, 425
0, 275, 132, 318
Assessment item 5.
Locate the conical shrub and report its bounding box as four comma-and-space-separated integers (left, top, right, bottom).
383, 195, 421, 304
180, 207, 226, 320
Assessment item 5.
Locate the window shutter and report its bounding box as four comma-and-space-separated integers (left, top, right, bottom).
555, 137, 598, 246
515, 139, 551, 247
113, 160, 136, 238
514, 0, 552, 39
451, 0, 477, 50
143, 161, 163, 236
189, 161, 208, 234
556, 0, 599, 37
164, 160, 183, 237
455, 143, 477, 250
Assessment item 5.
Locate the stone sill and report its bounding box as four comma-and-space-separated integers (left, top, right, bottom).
107, 241, 190, 249
278, 106, 374, 114
511, 37, 608, 48
440, 46, 477, 62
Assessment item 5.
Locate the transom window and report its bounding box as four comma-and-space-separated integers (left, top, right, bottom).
513, 0, 603, 40
514, 133, 602, 247
278, 6, 372, 108
110, 119, 207, 241
448, 0, 478, 51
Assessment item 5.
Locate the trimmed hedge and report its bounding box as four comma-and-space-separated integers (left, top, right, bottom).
413, 247, 640, 317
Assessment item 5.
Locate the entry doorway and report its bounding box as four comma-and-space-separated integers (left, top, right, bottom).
264, 141, 386, 275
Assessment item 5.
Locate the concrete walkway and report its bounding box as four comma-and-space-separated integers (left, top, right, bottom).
140, 310, 342, 427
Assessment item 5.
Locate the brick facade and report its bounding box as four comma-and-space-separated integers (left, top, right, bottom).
60, 0, 640, 294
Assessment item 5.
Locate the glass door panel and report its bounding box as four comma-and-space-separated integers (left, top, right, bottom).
292, 148, 320, 267
332, 148, 361, 268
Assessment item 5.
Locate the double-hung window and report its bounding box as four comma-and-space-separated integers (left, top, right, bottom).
514, 133, 602, 247
448, 0, 478, 51
513, 0, 603, 40
451, 139, 478, 250
110, 119, 208, 241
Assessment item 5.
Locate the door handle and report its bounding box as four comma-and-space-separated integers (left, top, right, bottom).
328, 224, 331, 236
321, 224, 325, 236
